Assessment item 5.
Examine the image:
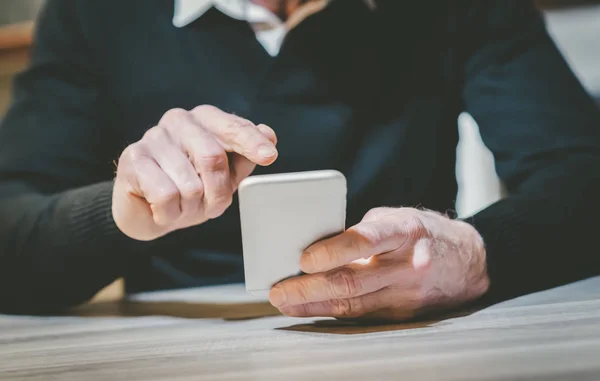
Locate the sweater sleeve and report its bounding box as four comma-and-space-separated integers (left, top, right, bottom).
0, 0, 159, 314
458, 0, 600, 302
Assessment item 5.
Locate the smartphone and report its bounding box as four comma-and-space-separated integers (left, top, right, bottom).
238, 170, 347, 296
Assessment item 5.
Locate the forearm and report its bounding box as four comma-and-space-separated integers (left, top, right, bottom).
0, 181, 155, 314
465, 153, 600, 303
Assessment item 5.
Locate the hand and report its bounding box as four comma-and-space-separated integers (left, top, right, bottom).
269, 207, 489, 322
112, 105, 278, 241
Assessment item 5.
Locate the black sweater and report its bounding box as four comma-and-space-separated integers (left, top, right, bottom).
0, 0, 599, 314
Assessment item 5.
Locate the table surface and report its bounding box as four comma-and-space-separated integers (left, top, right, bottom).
1, 277, 600, 381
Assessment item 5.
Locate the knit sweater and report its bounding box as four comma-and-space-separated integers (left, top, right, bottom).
0, 0, 599, 313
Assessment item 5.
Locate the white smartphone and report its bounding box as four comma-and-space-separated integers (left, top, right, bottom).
238, 170, 347, 296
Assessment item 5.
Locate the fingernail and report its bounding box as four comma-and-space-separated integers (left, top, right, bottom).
269, 286, 287, 307
299, 249, 315, 273
258, 145, 277, 158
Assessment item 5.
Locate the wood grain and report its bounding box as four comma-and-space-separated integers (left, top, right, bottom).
1, 277, 599, 381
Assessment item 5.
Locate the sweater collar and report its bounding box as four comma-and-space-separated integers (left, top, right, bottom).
172, 0, 376, 56
173, 0, 278, 28
172, 0, 376, 28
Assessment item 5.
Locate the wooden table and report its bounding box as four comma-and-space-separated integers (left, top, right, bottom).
1, 276, 600, 381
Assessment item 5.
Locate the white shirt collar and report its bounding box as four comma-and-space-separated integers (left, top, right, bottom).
173, 0, 375, 56
173, 0, 281, 28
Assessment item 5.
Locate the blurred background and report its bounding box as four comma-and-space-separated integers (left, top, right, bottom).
0, 0, 599, 218
0, 0, 43, 25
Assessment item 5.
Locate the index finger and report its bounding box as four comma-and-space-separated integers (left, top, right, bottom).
270, 262, 398, 308
300, 215, 424, 274
190, 105, 278, 166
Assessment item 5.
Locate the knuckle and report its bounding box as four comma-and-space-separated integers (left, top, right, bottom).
321, 243, 343, 265
326, 268, 360, 299
173, 161, 191, 179
228, 118, 255, 132
294, 283, 310, 304
121, 143, 145, 164
400, 213, 427, 241
354, 225, 382, 249
160, 108, 189, 125
180, 182, 204, 200
329, 298, 359, 317
191, 104, 218, 116
363, 207, 390, 221
171, 158, 197, 181
362, 209, 378, 221
224, 121, 258, 147
196, 152, 228, 172
152, 188, 180, 206
143, 126, 167, 142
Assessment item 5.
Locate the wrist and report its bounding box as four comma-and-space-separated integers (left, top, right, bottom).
460, 220, 490, 297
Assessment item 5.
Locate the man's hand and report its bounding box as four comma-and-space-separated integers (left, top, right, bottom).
112, 105, 278, 241
269, 207, 489, 321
